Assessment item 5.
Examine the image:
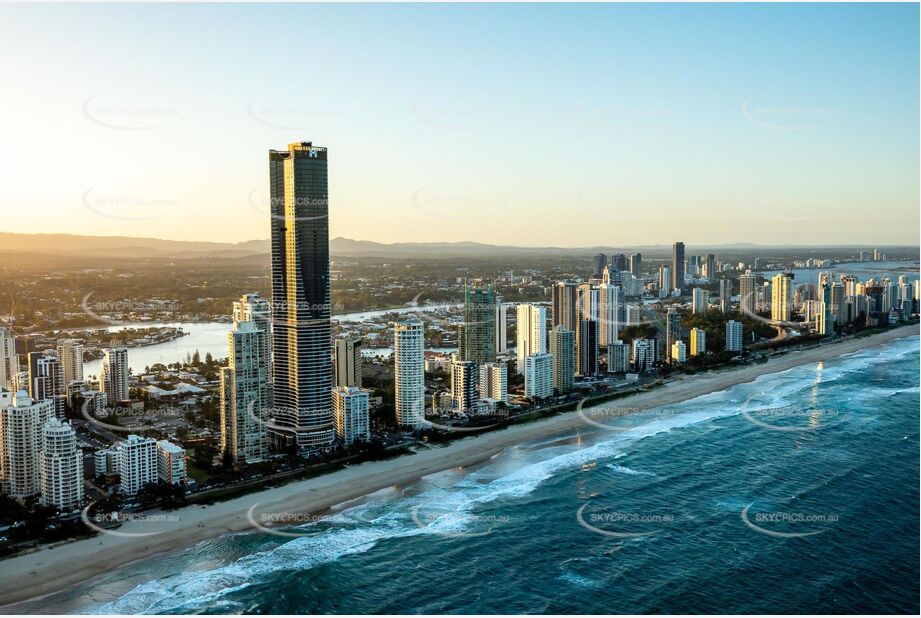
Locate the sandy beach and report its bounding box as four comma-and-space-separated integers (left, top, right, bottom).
0, 325, 916, 612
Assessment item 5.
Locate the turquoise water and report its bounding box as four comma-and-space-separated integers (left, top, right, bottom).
66, 335, 919, 614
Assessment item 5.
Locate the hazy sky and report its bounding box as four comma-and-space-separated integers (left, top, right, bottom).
1, 3, 918, 246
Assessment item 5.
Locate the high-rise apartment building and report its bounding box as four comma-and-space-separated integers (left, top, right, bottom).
100, 347, 129, 404
549, 325, 575, 394
0, 391, 53, 500
269, 141, 335, 451
331, 386, 370, 446
494, 298, 508, 355
665, 309, 681, 361
597, 284, 622, 347
0, 327, 19, 391
461, 283, 496, 365
157, 440, 186, 485
593, 253, 608, 278
478, 362, 508, 402
671, 341, 687, 363
628, 253, 642, 276
115, 434, 158, 495
450, 359, 479, 413
551, 282, 577, 332
771, 273, 794, 322
524, 353, 553, 399
40, 418, 83, 511
658, 264, 672, 298
28, 352, 65, 418
515, 304, 547, 373
334, 336, 363, 388
220, 321, 270, 464
672, 242, 685, 291
689, 328, 706, 356
739, 271, 757, 316
394, 320, 425, 429
691, 288, 707, 314
577, 319, 598, 376
56, 339, 84, 386
726, 320, 743, 352
607, 341, 631, 373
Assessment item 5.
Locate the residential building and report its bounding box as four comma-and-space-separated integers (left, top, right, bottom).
551, 281, 577, 332
56, 339, 84, 386
672, 241, 685, 291
607, 341, 631, 373
40, 418, 83, 511
156, 440, 186, 485
691, 288, 707, 314
332, 386, 371, 446
739, 271, 757, 316
577, 319, 598, 376
269, 141, 335, 451
450, 359, 479, 412
460, 283, 496, 365
100, 347, 129, 404
115, 434, 158, 495
478, 362, 508, 402
549, 325, 575, 394
334, 336, 363, 388
0, 391, 52, 500
726, 320, 743, 352
665, 310, 681, 361
394, 320, 425, 429
524, 353, 553, 399
220, 321, 270, 464
515, 304, 547, 373
689, 328, 706, 356
495, 298, 508, 355
0, 327, 18, 391
671, 340, 687, 363
28, 352, 65, 418
771, 273, 794, 322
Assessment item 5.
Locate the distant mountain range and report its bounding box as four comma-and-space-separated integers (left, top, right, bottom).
0, 232, 913, 260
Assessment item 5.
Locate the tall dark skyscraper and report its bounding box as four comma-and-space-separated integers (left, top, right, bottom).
629, 252, 642, 276
672, 241, 685, 291
269, 142, 335, 451
593, 253, 607, 279
460, 283, 496, 365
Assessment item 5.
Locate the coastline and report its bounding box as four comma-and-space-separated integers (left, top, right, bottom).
0, 324, 917, 611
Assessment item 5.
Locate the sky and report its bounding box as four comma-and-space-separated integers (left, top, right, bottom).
0, 3, 918, 247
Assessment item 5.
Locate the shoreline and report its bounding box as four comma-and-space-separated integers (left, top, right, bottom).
0, 324, 917, 612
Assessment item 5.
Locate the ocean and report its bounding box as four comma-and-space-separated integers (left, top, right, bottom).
62, 335, 919, 614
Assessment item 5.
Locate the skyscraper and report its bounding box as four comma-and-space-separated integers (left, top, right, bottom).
0, 391, 53, 500
551, 281, 577, 332
56, 339, 84, 386
593, 253, 608, 278
628, 253, 642, 276
549, 325, 575, 394
665, 309, 681, 361
394, 320, 425, 429
220, 321, 270, 464
450, 359, 479, 412
607, 341, 631, 373
0, 327, 19, 391
771, 273, 794, 322
461, 283, 496, 365
334, 336, 363, 388
672, 241, 685, 291
691, 288, 707, 314
739, 271, 757, 316
100, 347, 129, 405
479, 362, 508, 402
703, 253, 716, 279
40, 418, 83, 511
28, 352, 65, 418
494, 297, 508, 355
269, 142, 335, 451
597, 283, 622, 347
331, 386, 370, 445
524, 353, 553, 399
115, 434, 158, 495
726, 320, 743, 352
689, 328, 706, 356
577, 319, 598, 376
233, 292, 272, 381
515, 304, 547, 373
658, 265, 672, 298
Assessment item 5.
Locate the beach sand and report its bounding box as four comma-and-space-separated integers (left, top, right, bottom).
0, 325, 916, 611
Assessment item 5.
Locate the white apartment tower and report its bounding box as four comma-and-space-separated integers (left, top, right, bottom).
691, 288, 707, 314
478, 362, 508, 402
115, 434, 158, 495
56, 339, 85, 386
771, 273, 794, 322
597, 284, 623, 347
515, 304, 547, 374
332, 386, 371, 446
394, 320, 425, 429
101, 347, 129, 403
220, 321, 271, 464
726, 320, 743, 352
40, 418, 84, 511
524, 353, 553, 399
0, 391, 53, 500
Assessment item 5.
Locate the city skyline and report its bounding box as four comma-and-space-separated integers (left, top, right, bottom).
1, 3, 919, 246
